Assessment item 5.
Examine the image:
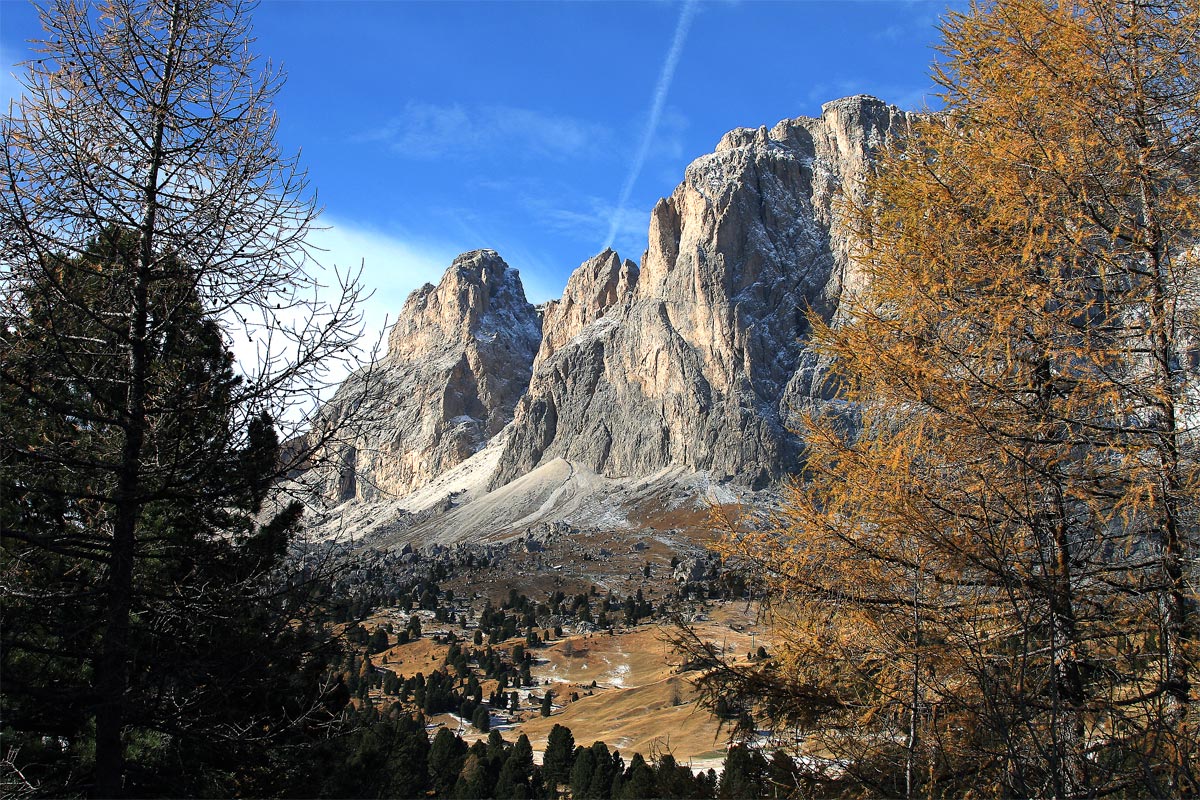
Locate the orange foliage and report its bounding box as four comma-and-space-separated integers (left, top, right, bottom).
719, 1, 1200, 796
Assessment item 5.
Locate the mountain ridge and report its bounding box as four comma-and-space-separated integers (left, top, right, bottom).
493, 94, 913, 488
306, 95, 914, 544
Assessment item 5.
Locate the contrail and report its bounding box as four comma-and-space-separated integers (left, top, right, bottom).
604, 0, 698, 251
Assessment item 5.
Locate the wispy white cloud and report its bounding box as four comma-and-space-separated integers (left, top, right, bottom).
228, 218, 550, 395
604, 0, 698, 250
870, 6, 943, 44
222, 218, 459, 415
482, 176, 651, 266
646, 106, 690, 162
872, 23, 907, 43
891, 85, 943, 113
296, 218, 461, 367
544, 198, 648, 260
358, 102, 612, 162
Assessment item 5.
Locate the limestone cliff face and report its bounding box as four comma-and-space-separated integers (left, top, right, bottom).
535, 249, 638, 367
316, 250, 541, 502
311, 95, 912, 509
493, 96, 912, 488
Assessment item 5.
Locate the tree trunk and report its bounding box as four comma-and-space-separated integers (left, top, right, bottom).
1131, 41, 1192, 781
92, 427, 146, 797
91, 4, 181, 793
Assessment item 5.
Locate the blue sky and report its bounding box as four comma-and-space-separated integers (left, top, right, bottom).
2, 0, 959, 341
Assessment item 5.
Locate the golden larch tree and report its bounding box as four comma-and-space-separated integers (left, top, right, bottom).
697, 1, 1199, 796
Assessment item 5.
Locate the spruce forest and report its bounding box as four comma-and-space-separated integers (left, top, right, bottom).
1, 0, 1196, 798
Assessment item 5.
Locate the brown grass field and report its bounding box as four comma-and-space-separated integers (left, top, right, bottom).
508, 610, 763, 765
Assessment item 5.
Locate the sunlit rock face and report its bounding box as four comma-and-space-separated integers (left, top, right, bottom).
312, 96, 914, 506
493, 96, 913, 488
534, 248, 638, 369
315, 249, 542, 502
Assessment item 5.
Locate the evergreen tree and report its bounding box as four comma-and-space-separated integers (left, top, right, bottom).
620, 753, 657, 800
369, 627, 390, 654
487, 730, 509, 760
452, 752, 491, 800
541, 723, 576, 794
473, 705, 491, 733
654, 753, 702, 799
428, 728, 468, 797
316, 712, 430, 799
1, 231, 345, 797
586, 741, 614, 800
608, 750, 626, 799
570, 746, 596, 799
766, 750, 797, 798
718, 745, 767, 800
0, 0, 370, 794
495, 734, 535, 800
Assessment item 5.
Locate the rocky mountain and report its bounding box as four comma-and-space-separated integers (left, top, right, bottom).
493, 95, 912, 489
534, 248, 639, 369
311, 250, 541, 502
309, 95, 913, 537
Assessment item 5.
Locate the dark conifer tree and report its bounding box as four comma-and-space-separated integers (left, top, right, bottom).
570, 746, 596, 799
473, 705, 491, 733
620, 753, 657, 800
587, 741, 614, 800
452, 751, 491, 800
718, 745, 768, 800
541, 723, 576, 795
1, 231, 345, 797
495, 734, 536, 800
766, 750, 797, 798
428, 727, 468, 797
0, 0, 372, 793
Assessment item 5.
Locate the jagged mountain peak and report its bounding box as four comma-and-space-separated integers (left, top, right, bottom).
309, 250, 541, 503
310, 96, 913, 535
494, 95, 913, 490
536, 249, 639, 367
387, 249, 535, 361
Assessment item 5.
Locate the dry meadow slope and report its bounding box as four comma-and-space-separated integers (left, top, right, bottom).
512, 615, 763, 765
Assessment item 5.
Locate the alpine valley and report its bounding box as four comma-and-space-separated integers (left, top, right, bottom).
282, 96, 913, 766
